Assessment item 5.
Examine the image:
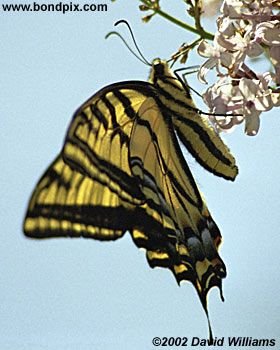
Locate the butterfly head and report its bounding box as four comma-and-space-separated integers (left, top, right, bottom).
149, 58, 192, 102
149, 58, 184, 89
150, 58, 171, 81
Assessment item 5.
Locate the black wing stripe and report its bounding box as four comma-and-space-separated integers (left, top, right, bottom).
90, 103, 109, 130
113, 89, 137, 120
64, 139, 143, 201
155, 82, 196, 110
174, 118, 233, 166
26, 203, 179, 243
27, 205, 132, 231
96, 89, 137, 145
101, 94, 118, 128
130, 157, 169, 214
136, 117, 201, 208
169, 113, 232, 168
176, 129, 229, 179
130, 156, 182, 238
153, 86, 234, 167
157, 76, 191, 98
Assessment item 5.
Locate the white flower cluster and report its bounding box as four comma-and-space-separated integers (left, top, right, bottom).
198, 0, 280, 135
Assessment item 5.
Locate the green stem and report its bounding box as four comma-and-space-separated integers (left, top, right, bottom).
139, 0, 214, 41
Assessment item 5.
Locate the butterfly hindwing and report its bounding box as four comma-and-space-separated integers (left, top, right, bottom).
129, 96, 226, 309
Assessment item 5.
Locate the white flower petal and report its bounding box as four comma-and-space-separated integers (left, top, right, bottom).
220, 51, 236, 69
217, 17, 236, 36
245, 113, 260, 136
197, 40, 215, 58
247, 43, 263, 58
256, 21, 280, 46
271, 92, 280, 107
197, 58, 217, 84
239, 78, 259, 99
254, 94, 274, 112
269, 46, 280, 70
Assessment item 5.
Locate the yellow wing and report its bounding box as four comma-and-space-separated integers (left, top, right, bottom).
129, 97, 226, 312
24, 83, 150, 239
149, 59, 238, 181
24, 155, 137, 240
24, 79, 226, 320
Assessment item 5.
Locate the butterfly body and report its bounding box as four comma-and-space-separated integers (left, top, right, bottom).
24, 59, 237, 318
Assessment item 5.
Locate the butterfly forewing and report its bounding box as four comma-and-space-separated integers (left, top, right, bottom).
24, 155, 134, 239
24, 83, 153, 240
63, 86, 148, 205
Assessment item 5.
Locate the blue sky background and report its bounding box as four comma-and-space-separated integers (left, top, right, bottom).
1, 1, 279, 349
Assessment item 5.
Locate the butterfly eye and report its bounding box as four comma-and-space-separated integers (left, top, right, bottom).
152, 58, 165, 76
153, 62, 165, 76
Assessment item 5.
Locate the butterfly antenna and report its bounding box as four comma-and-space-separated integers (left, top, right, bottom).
105, 30, 148, 65
114, 19, 151, 66
167, 56, 176, 68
